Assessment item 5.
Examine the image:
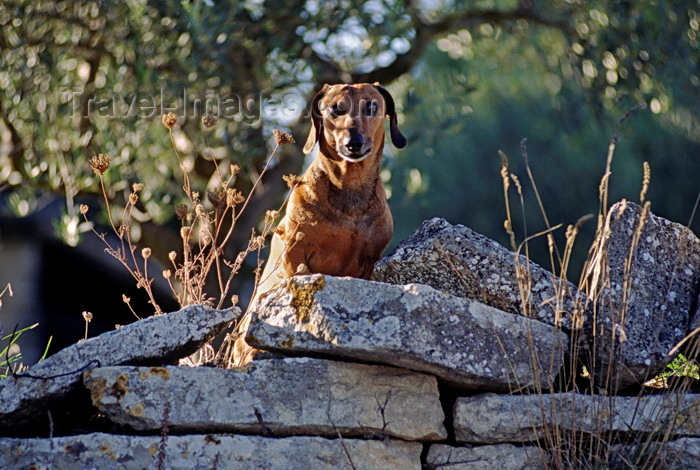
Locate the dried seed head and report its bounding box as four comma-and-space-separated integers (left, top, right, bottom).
226, 188, 245, 207
272, 129, 295, 145
255, 235, 266, 248
79, 204, 89, 215
82, 311, 93, 322
283, 174, 302, 188
230, 164, 240, 175
174, 204, 189, 220
231, 295, 239, 306
201, 113, 218, 129
168, 251, 177, 262
141, 247, 151, 259
199, 231, 212, 247
129, 192, 138, 205
207, 187, 226, 209
565, 224, 577, 240
163, 269, 171, 279
132, 183, 144, 192
89, 154, 111, 176
296, 263, 308, 274
122, 294, 131, 304
295, 231, 305, 241
162, 112, 178, 129
640, 161, 651, 203
180, 226, 192, 240
194, 203, 205, 217
546, 233, 555, 254
199, 221, 211, 238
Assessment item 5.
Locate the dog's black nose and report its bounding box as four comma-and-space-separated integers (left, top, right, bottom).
345, 134, 365, 153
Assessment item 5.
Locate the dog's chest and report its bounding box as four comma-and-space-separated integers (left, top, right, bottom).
303, 216, 390, 278
325, 187, 376, 218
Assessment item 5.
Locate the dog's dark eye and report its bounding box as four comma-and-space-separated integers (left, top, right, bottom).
328, 104, 347, 118
365, 101, 379, 116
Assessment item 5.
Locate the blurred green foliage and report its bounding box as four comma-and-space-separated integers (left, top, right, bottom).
388, 37, 700, 276
0, 0, 697, 280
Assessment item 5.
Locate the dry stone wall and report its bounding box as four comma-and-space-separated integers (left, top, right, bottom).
84, 360, 447, 441
0, 200, 698, 469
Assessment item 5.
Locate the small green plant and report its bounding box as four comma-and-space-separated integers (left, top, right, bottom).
1, 323, 35, 378
0, 326, 53, 380
0, 284, 53, 378
668, 354, 699, 380
645, 354, 700, 389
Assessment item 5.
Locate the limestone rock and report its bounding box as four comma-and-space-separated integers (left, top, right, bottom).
83, 358, 446, 441
588, 201, 700, 390
612, 437, 700, 469
0, 305, 236, 429
426, 443, 549, 469
0, 432, 421, 469
372, 218, 587, 330
247, 275, 567, 391
453, 392, 700, 444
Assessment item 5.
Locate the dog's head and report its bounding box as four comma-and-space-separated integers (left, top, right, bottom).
303, 83, 406, 162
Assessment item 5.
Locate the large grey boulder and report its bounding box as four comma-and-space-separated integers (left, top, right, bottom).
0, 432, 422, 469
453, 392, 700, 444
83, 358, 446, 441
426, 443, 549, 470
0, 305, 236, 429
587, 201, 700, 390
372, 218, 587, 330
247, 274, 567, 391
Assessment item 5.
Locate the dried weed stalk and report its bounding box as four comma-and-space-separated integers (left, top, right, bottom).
83, 117, 298, 318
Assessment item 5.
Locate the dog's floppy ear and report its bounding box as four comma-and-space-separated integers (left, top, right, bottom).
374, 84, 407, 149
303, 84, 330, 154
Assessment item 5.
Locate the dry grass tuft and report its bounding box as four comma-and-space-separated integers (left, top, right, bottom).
495, 114, 698, 468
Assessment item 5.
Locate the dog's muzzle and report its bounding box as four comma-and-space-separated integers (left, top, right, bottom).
339, 133, 372, 162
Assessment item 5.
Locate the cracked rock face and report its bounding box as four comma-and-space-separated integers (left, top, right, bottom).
372, 217, 588, 331
427, 443, 549, 470
247, 274, 567, 391
0, 432, 422, 470
0, 305, 236, 429
588, 201, 700, 390
453, 392, 700, 444
83, 358, 447, 441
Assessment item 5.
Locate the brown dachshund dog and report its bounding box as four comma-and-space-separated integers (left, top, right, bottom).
232, 83, 406, 365
257, 83, 406, 295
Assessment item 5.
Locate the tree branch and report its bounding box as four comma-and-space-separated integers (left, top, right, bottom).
311, 6, 575, 86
